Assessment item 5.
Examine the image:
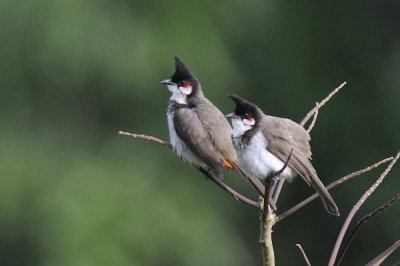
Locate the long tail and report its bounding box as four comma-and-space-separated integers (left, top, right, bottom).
227, 160, 265, 196
309, 172, 340, 216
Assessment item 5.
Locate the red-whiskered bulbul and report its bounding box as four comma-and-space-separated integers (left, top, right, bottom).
160, 58, 264, 194
226, 95, 340, 216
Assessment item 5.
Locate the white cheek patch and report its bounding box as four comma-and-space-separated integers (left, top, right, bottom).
167, 84, 178, 93
243, 118, 255, 126
231, 118, 252, 138
179, 85, 192, 95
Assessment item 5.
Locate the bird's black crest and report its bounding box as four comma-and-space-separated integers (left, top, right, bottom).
228, 94, 262, 120
171, 56, 193, 83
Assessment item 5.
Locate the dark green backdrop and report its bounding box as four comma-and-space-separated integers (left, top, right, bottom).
1, 1, 399, 265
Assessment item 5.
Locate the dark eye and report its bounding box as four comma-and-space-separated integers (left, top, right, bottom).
182, 82, 190, 88
243, 114, 253, 120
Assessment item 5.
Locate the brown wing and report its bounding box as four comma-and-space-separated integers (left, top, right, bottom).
194, 98, 237, 161
262, 115, 340, 215
195, 98, 264, 193
262, 115, 314, 185
173, 106, 225, 176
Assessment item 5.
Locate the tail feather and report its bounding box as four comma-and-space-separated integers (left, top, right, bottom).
309, 174, 340, 216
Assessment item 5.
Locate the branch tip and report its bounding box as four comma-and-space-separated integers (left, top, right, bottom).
300, 81, 347, 126
296, 244, 312, 266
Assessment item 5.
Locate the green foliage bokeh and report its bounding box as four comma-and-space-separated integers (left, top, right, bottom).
1, 1, 399, 265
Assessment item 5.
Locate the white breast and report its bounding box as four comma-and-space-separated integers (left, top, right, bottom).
167, 111, 207, 169
234, 132, 294, 180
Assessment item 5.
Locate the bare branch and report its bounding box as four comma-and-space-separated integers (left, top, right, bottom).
300, 81, 347, 127
296, 244, 312, 266
119, 130, 259, 208
260, 196, 277, 266
335, 193, 400, 265
232, 161, 265, 196
365, 240, 400, 266
198, 168, 259, 208
259, 149, 294, 266
307, 102, 319, 133
328, 152, 400, 266
277, 156, 394, 222
118, 131, 171, 148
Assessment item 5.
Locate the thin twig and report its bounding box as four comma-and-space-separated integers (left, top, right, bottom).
300, 81, 347, 127
365, 240, 400, 266
118, 131, 171, 148
277, 156, 394, 221
296, 244, 312, 266
119, 130, 259, 208
198, 169, 259, 208
307, 102, 319, 133
328, 152, 400, 266
232, 161, 265, 196
335, 193, 400, 265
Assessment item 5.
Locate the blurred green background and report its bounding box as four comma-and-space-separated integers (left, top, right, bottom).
1, 1, 399, 265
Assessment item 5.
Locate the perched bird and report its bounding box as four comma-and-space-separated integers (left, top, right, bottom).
226, 95, 340, 215
160, 57, 264, 193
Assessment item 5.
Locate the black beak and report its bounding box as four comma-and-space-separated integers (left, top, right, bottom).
225, 113, 237, 119
160, 79, 174, 86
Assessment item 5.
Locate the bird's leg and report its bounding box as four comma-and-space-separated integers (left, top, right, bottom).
266, 148, 293, 212
197, 167, 211, 179
270, 177, 284, 210
264, 176, 278, 211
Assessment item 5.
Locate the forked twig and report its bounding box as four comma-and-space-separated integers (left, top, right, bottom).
328, 152, 399, 266
277, 156, 394, 221
300, 81, 347, 127
118, 131, 259, 208
335, 193, 400, 265
296, 244, 312, 266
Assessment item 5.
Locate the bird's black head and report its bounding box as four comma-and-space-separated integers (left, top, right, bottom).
160, 57, 201, 98
171, 57, 194, 83
228, 94, 262, 124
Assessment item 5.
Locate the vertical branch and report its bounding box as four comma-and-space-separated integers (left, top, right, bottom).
259, 197, 276, 266
260, 151, 292, 266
